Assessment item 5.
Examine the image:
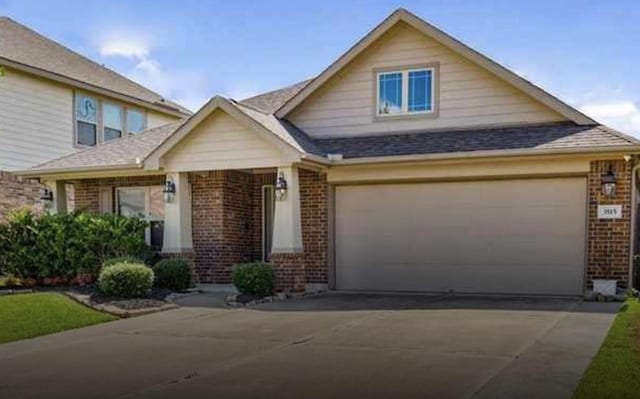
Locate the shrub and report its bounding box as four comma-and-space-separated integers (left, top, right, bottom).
0, 209, 150, 280
102, 256, 144, 269
232, 262, 275, 297
98, 262, 154, 298
153, 259, 192, 291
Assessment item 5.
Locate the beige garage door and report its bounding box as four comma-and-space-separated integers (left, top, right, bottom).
335, 178, 586, 295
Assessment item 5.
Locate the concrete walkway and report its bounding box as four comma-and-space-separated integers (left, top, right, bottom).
0, 293, 618, 399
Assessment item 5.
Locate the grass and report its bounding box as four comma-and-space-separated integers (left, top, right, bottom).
0, 292, 117, 344
573, 298, 640, 399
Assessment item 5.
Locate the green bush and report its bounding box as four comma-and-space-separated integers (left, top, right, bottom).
153, 259, 192, 291
98, 262, 154, 298
102, 256, 144, 269
0, 209, 150, 280
232, 262, 275, 297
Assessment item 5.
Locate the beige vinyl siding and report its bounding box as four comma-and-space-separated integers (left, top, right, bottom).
289, 22, 567, 138
0, 68, 74, 171
147, 111, 180, 129
163, 110, 290, 172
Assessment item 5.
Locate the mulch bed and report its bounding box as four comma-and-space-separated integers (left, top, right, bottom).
70, 286, 173, 310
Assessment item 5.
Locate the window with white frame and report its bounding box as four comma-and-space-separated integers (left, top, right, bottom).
117, 186, 165, 250
127, 109, 146, 134
75, 94, 98, 146
103, 103, 123, 142
75, 92, 148, 146
377, 67, 435, 116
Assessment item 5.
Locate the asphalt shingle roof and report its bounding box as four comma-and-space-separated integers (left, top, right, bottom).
239, 80, 312, 114
28, 118, 640, 173
31, 122, 181, 172
315, 123, 640, 159
0, 17, 190, 115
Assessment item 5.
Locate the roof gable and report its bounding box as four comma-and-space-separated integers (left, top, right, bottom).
0, 17, 190, 116
275, 9, 595, 126
144, 97, 304, 170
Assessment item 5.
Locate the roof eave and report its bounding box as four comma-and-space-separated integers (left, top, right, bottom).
15, 162, 145, 178
329, 145, 640, 166
0, 57, 190, 118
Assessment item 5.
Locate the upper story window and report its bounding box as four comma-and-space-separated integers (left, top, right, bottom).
103, 103, 123, 141
376, 67, 435, 117
75, 92, 147, 146
75, 94, 97, 146
127, 109, 145, 134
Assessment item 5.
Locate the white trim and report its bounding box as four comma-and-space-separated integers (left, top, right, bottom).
376, 67, 435, 117
262, 185, 275, 261
116, 186, 165, 246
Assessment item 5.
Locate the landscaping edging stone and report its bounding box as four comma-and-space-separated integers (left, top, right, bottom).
64, 291, 179, 318
0, 288, 35, 296
226, 290, 324, 307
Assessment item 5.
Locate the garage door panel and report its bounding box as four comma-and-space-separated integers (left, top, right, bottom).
335, 178, 586, 295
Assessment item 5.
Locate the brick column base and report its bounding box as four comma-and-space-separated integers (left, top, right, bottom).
161, 251, 198, 285
269, 253, 306, 292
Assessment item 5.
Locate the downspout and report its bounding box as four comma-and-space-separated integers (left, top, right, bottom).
629, 156, 640, 290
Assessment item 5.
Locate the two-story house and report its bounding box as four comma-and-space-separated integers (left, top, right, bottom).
17, 9, 640, 296
0, 17, 190, 220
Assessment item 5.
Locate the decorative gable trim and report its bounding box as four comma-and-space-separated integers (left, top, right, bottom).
275, 8, 596, 125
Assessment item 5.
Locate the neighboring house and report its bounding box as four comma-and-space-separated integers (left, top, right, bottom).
0, 17, 190, 220
17, 9, 640, 295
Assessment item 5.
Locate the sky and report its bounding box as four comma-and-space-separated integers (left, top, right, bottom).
1, 0, 639, 135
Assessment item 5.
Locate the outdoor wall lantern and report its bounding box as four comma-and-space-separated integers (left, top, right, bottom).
163, 179, 176, 203
275, 172, 288, 201
601, 166, 617, 198
40, 188, 53, 203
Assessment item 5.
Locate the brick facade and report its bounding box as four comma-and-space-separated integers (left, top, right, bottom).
74, 175, 166, 212
0, 171, 45, 222
190, 170, 254, 283
299, 169, 329, 284
586, 159, 633, 288
71, 169, 331, 289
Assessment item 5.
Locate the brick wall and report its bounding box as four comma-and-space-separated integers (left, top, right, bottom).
268, 168, 329, 291
586, 159, 633, 288
71, 169, 331, 290
0, 171, 44, 222
190, 170, 254, 283
74, 175, 166, 212
299, 169, 329, 284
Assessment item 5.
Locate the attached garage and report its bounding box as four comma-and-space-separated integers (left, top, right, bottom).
335, 177, 587, 296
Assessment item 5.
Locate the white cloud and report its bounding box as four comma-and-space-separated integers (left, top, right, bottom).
98, 32, 209, 112
579, 101, 640, 136
99, 37, 149, 59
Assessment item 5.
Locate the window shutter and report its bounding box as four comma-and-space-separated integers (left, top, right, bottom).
99, 187, 114, 214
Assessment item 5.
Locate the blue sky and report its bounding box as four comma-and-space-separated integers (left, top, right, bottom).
1, 0, 639, 134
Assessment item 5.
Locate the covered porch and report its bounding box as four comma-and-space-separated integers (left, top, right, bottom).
42, 164, 328, 292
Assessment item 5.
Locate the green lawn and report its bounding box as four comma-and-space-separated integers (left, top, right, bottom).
573, 298, 640, 399
0, 293, 117, 344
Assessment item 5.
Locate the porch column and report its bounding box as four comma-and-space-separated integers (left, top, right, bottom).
162, 172, 193, 253
272, 165, 303, 253
42, 180, 67, 214
270, 165, 306, 292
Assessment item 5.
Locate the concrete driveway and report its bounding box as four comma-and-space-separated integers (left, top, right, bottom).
0, 293, 618, 399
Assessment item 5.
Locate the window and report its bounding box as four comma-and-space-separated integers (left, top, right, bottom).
117, 187, 165, 250
103, 103, 123, 142
127, 109, 145, 134
74, 91, 148, 146
376, 67, 435, 117
75, 94, 97, 146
